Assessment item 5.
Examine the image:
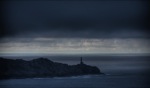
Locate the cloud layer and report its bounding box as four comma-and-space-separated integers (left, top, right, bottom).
0, 1, 149, 38
0, 38, 149, 54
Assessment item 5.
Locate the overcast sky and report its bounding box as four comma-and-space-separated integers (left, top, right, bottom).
0, 1, 149, 55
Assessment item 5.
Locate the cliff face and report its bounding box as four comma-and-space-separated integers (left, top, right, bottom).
0, 57, 102, 79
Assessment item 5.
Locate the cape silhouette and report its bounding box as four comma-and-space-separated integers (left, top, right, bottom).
0, 57, 103, 79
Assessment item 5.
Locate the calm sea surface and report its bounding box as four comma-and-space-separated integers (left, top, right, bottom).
0, 74, 150, 88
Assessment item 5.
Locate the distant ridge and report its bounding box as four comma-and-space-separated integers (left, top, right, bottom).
0, 57, 103, 79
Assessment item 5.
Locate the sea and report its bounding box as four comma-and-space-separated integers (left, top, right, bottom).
0, 54, 150, 88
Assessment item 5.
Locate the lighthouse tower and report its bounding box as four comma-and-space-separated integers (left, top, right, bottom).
80, 57, 84, 65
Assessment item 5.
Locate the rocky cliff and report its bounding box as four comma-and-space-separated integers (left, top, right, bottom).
0, 57, 103, 79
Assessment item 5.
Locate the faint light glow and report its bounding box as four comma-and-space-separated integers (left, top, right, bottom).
0, 38, 149, 55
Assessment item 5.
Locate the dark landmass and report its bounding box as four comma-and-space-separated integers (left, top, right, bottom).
0, 57, 103, 79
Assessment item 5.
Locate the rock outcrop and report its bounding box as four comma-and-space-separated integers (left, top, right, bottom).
0, 57, 103, 79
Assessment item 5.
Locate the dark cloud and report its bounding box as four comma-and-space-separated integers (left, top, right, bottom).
0, 1, 149, 38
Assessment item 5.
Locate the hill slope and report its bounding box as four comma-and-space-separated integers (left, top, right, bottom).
0, 57, 102, 79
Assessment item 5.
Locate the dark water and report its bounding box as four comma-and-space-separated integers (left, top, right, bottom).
0, 74, 150, 88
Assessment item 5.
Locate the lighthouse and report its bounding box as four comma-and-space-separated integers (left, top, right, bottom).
80, 57, 84, 65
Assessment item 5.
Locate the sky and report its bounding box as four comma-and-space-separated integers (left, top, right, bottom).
0, 1, 150, 55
